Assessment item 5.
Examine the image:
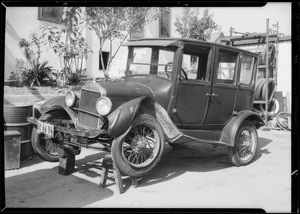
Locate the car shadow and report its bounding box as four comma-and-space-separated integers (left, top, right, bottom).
252, 137, 273, 163
139, 143, 230, 187
4, 152, 114, 208
72, 152, 136, 192
139, 137, 273, 188
19, 154, 45, 168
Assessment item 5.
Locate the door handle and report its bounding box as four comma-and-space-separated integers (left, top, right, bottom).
205, 93, 219, 97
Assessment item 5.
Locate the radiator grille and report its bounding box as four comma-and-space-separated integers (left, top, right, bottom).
79, 90, 101, 128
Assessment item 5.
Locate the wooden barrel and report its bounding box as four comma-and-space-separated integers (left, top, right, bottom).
4, 104, 34, 160
4, 104, 33, 123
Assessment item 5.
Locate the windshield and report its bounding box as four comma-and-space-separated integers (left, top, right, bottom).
127, 47, 176, 79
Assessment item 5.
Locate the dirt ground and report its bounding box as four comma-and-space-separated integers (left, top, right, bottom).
4, 129, 291, 212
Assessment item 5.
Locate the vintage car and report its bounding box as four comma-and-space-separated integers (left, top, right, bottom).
27, 38, 264, 177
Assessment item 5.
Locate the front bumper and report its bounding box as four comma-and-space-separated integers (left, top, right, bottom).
26, 117, 108, 138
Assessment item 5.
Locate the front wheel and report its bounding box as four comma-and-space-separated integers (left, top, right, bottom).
228, 121, 258, 166
31, 111, 71, 162
111, 114, 165, 177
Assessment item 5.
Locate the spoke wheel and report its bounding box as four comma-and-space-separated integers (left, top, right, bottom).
276, 112, 291, 131
228, 121, 258, 166
122, 124, 160, 168
112, 114, 165, 177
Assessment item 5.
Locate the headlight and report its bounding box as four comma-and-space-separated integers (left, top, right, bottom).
96, 97, 112, 116
65, 91, 77, 107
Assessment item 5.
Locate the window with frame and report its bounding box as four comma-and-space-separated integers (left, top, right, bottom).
159, 8, 170, 37
38, 7, 63, 23
181, 45, 211, 81
240, 55, 255, 85
99, 51, 110, 70
128, 47, 175, 79
130, 8, 145, 39
216, 50, 238, 84
182, 54, 199, 80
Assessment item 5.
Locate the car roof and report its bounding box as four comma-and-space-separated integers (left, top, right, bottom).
123, 37, 258, 56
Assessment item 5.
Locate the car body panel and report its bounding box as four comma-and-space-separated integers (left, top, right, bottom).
40, 96, 79, 126
220, 110, 264, 147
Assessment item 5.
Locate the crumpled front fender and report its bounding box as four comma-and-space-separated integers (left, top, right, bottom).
107, 97, 182, 141
39, 96, 78, 125
107, 97, 145, 138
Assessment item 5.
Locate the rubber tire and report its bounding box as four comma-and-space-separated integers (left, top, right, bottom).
228, 121, 258, 166
261, 78, 275, 101
31, 111, 69, 162
254, 78, 265, 100
111, 114, 165, 177
276, 112, 291, 131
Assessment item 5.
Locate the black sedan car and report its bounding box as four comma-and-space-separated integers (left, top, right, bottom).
27, 38, 264, 177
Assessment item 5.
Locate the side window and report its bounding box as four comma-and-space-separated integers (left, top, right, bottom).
216, 50, 238, 84
38, 7, 63, 23
182, 54, 199, 80
159, 8, 170, 37
181, 45, 211, 82
130, 8, 145, 39
240, 55, 255, 85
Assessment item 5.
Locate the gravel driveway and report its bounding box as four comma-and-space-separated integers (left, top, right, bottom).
4, 129, 291, 212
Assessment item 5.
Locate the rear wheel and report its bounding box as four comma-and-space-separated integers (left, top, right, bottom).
228, 121, 258, 166
111, 114, 165, 177
31, 111, 72, 162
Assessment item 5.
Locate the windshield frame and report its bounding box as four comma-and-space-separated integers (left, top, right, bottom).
125, 46, 177, 80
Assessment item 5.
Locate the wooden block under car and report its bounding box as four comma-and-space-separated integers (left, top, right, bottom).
57, 146, 80, 175
4, 131, 21, 170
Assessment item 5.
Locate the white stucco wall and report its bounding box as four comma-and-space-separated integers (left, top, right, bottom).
5, 7, 187, 80
5, 7, 62, 79
87, 7, 184, 79
276, 41, 291, 96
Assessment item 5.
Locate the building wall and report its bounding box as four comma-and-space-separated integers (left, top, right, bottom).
276, 41, 291, 96
86, 7, 183, 79
5, 7, 62, 79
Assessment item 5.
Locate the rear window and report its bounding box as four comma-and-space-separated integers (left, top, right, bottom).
240, 55, 255, 85
216, 50, 238, 85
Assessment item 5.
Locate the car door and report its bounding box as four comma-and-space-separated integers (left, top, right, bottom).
235, 53, 257, 111
171, 43, 213, 128
204, 47, 239, 127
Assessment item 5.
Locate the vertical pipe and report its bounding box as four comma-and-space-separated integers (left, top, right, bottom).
265, 19, 269, 126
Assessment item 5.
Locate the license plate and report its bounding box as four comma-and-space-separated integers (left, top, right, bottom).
37, 121, 54, 138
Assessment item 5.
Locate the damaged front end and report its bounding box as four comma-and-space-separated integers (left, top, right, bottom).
26, 81, 182, 164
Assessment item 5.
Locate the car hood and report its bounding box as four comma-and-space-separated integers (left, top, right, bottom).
82, 76, 172, 108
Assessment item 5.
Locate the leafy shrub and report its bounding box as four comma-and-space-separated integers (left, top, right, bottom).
23, 61, 55, 86
67, 72, 81, 86
8, 70, 23, 87
10, 59, 55, 87
41, 7, 91, 86
16, 33, 57, 87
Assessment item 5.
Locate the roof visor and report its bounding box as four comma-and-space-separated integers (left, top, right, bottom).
123, 39, 181, 47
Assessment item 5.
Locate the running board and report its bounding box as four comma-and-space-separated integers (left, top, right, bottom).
172, 132, 231, 147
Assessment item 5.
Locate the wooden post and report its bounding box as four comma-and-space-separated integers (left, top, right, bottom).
99, 154, 139, 194
286, 92, 291, 113
265, 19, 270, 128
